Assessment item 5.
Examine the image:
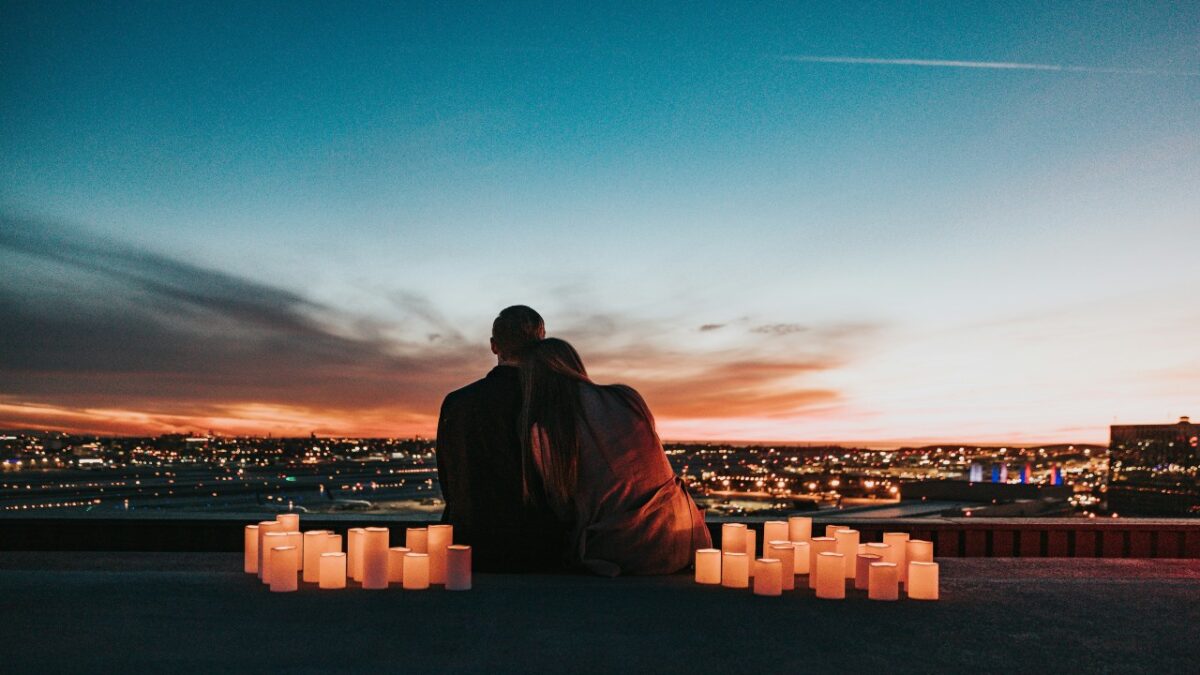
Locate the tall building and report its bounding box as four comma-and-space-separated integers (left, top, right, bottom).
1108, 416, 1200, 515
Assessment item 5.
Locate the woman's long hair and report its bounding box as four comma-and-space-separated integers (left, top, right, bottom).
519, 338, 590, 511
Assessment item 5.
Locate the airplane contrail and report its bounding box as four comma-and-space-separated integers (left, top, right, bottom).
782, 55, 1200, 77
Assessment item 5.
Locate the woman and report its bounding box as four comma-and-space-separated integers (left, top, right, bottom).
519, 338, 712, 576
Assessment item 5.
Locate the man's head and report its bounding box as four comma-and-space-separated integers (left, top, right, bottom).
491, 305, 545, 363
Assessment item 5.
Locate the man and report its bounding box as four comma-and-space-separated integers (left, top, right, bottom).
435, 305, 564, 571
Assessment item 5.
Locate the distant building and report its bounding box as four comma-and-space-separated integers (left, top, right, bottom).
1108, 416, 1200, 515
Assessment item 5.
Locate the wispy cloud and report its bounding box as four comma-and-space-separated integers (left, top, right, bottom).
782, 55, 1200, 77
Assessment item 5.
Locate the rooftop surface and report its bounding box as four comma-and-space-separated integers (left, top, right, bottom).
1, 553, 1198, 673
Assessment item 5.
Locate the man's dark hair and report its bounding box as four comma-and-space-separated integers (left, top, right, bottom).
492, 305, 545, 360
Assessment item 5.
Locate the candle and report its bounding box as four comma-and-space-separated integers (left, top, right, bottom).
905, 540, 933, 587
406, 527, 428, 553
319, 552, 346, 590
744, 529, 757, 576
302, 531, 330, 582
807, 537, 836, 589
269, 546, 298, 592
753, 559, 783, 596
767, 542, 795, 591
721, 523, 746, 554
825, 525, 842, 538
262, 531, 290, 585
855, 553, 881, 590
721, 552, 749, 588
446, 545, 472, 591
907, 561, 939, 600
788, 516, 812, 544
857, 543, 867, 555
868, 562, 899, 601
763, 521, 788, 546
244, 525, 259, 574
814, 552, 846, 599
866, 542, 890, 562
324, 533, 343, 555
285, 531, 303, 571
403, 552, 430, 590
882, 532, 910, 581
834, 529, 860, 578
694, 548, 721, 585
792, 541, 810, 575
348, 528, 366, 582
427, 524, 453, 585
276, 513, 300, 533
388, 547, 410, 583
256, 521, 282, 580
361, 527, 390, 589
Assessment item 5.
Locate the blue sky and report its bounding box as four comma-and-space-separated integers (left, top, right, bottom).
1, 1, 1198, 442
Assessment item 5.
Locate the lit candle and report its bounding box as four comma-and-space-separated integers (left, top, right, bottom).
834, 529, 860, 579
753, 559, 783, 596
905, 540, 933, 587
302, 530, 330, 582
855, 553, 881, 590
907, 561, 939, 600
763, 521, 788, 545
807, 537, 836, 589
814, 552, 845, 599
694, 548, 721, 585
744, 529, 757, 576
788, 516, 812, 543
825, 525, 842, 538
427, 524, 453, 585
721, 552, 749, 588
262, 531, 289, 585
406, 527, 428, 554
285, 531, 303, 572
868, 562, 899, 601
882, 532, 910, 581
244, 525, 259, 574
319, 552, 346, 589
721, 523, 746, 554
857, 543, 867, 555
276, 513, 300, 533
866, 542, 890, 562
257, 521, 282, 580
269, 546, 298, 592
446, 545, 472, 591
361, 527, 390, 590
348, 528, 366, 582
767, 541, 795, 590
388, 547, 410, 583
792, 541, 810, 575
403, 552, 430, 590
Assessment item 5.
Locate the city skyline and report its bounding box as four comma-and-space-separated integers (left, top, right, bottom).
2, 3, 1198, 444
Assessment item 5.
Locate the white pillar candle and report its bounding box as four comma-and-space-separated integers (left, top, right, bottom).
319, 552, 346, 590
348, 528, 366, 582
767, 542, 795, 591
882, 532, 910, 581
695, 548, 721, 584
269, 546, 298, 592
834, 529, 860, 579
361, 527, 390, 589
244, 525, 259, 574
324, 533, 343, 555
721, 552, 749, 589
825, 525, 842, 538
866, 542, 890, 562
753, 559, 783, 596
446, 545, 472, 591
857, 543, 868, 555
257, 521, 282, 579
868, 562, 899, 601
427, 524, 453, 585
262, 531, 290, 585
388, 547, 410, 583
403, 552, 430, 590
788, 516, 812, 543
855, 553, 881, 590
744, 529, 757, 576
763, 521, 788, 546
907, 561, 939, 600
721, 523, 747, 554
807, 537, 836, 589
406, 527, 428, 553
792, 541, 810, 575
815, 552, 846, 599
285, 531, 303, 571
302, 531, 330, 582
905, 539, 934, 586
276, 513, 300, 532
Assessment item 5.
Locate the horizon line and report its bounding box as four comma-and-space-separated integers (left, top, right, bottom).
781, 55, 1200, 77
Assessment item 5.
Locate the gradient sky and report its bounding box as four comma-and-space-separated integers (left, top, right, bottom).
2, 1, 1198, 444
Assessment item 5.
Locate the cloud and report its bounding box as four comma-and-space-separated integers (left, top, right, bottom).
750, 323, 807, 336
698, 323, 725, 332
781, 55, 1200, 77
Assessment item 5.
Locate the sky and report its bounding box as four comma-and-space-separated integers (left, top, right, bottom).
1, 1, 1198, 445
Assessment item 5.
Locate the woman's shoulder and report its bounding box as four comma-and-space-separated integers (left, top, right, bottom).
582, 382, 653, 420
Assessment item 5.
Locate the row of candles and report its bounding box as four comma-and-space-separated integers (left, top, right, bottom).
243, 514, 471, 593
697, 518, 939, 600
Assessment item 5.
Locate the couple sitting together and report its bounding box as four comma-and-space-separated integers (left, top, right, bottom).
435, 305, 711, 575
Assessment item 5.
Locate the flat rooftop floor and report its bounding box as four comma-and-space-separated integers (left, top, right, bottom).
1, 553, 1198, 673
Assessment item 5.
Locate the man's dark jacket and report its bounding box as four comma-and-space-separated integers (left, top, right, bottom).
436, 365, 564, 572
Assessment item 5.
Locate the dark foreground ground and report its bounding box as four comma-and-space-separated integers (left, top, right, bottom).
1, 553, 1198, 674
